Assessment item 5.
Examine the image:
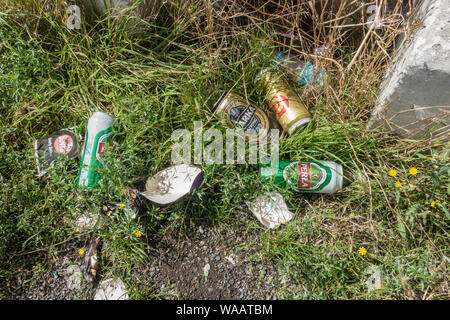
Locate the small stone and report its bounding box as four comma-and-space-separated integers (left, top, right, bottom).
203, 263, 210, 279
65, 264, 83, 291
261, 267, 267, 277
225, 255, 236, 266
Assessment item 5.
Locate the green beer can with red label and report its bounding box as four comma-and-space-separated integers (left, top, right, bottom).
261, 160, 352, 193
77, 112, 115, 188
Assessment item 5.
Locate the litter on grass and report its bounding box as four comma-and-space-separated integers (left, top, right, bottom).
34, 128, 81, 177
211, 91, 281, 140
84, 237, 100, 281
275, 52, 324, 86
74, 213, 98, 233
246, 192, 293, 229
77, 112, 115, 188
261, 160, 353, 194
141, 164, 203, 205
256, 68, 312, 135
93, 278, 129, 300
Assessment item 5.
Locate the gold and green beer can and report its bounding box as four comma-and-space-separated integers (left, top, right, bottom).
212, 91, 281, 140
256, 69, 312, 135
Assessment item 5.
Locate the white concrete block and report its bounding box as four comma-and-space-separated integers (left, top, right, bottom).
369, 0, 450, 140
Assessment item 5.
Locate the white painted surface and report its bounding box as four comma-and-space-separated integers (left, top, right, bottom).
369, 0, 450, 140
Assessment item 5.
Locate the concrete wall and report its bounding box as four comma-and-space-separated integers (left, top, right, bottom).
368, 0, 450, 141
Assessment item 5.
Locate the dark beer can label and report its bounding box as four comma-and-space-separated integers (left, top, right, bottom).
212, 92, 281, 139
34, 129, 80, 176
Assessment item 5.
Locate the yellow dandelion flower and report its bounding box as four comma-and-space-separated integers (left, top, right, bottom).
388, 169, 397, 177
134, 230, 142, 238
430, 201, 436, 208
102, 205, 108, 211
358, 247, 367, 256
395, 181, 402, 188
409, 184, 416, 189
78, 248, 84, 255
106, 210, 112, 216
118, 203, 125, 210
409, 167, 418, 176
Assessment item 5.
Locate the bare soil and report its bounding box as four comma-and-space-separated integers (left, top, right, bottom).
7, 210, 294, 300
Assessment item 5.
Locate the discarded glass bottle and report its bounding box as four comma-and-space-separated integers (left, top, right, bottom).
261, 160, 352, 193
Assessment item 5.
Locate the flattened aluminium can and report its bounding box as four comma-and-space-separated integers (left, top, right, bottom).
77, 112, 115, 188
34, 128, 80, 177
261, 160, 351, 194
212, 92, 281, 139
257, 70, 312, 135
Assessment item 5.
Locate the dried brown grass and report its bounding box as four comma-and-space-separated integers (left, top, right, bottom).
163, 0, 422, 123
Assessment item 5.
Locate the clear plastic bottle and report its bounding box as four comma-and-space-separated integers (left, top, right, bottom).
274, 52, 324, 86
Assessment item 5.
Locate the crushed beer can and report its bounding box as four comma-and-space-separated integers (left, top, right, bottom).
140, 164, 203, 205
84, 236, 101, 282
212, 91, 281, 140
261, 160, 353, 194
77, 112, 115, 188
255, 69, 312, 135
246, 192, 293, 229
34, 128, 81, 177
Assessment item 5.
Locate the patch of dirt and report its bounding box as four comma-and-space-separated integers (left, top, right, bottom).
133, 212, 290, 299
7, 238, 95, 300
6, 210, 294, 300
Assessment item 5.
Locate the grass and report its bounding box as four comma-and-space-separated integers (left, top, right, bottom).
0, 0, 449, 300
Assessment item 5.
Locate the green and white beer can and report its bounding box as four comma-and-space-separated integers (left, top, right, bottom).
77, 112, 115, 188
261, 160, 351, 193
